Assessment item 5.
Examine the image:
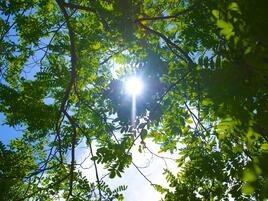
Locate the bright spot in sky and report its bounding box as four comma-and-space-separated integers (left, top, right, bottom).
125, 76, 144, 96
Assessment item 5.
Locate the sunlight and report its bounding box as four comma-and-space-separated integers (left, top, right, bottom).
124, 76, 144, 128
125, 76, 144, 96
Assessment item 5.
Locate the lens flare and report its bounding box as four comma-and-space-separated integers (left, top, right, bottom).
125, 76, 144, 129
125, 76, 143, 96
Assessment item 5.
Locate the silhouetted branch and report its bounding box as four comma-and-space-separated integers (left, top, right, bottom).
136, 21, 195, 65
145, 144, 177, 162
132, 162, 154, 185
39, 14, 75, 66
62, 1, 111, 32
63, 2, 96, 13
73, 85, 119, 143
0, 9, 27, 41
136, 1, 201, 22
89, 141, 103, 201
63, 111, 77, 200
56, 0, 77, 115
56, 0, 78, 198
184, 101, 208, 133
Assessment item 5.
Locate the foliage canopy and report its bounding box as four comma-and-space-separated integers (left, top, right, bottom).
0, 0, 268, 200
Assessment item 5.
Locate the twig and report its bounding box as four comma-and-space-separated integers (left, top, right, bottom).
73, 85, 119, 143
184, 101, 208, 133
39, 13, 76, 66
132, 162, 154, 185
0, 10, 27, 41
136, 21, 195, 65
62, 2, 111, 32
145, 144, 177, 162
63, 2, 96, 13
88, 141, 103, 201
136, 1, 201, 22
73, 121, 103, 199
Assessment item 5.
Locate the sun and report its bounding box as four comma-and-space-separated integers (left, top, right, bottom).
125, 76, 144, 96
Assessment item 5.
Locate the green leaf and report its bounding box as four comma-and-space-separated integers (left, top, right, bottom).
140, 129, 148, 140
242, 183, 255, 195
261, 144, 268, 152
228, 2, 240, 13
91, 156, 98, 161
243, 169, 256, 182
212, 10, 220, 19
109, 171, 116, 179
217, 20, 234, 39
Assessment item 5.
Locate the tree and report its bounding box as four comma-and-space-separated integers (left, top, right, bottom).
0, 0, 268, 200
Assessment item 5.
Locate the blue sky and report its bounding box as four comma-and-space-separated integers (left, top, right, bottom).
0, 113, 23, 144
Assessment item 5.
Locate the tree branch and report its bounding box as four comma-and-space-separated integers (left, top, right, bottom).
62, 1, 111, 33
184, 101, 208, 133
63, 111, 77, 200
63, 2, 96, 13
132, 162, 154, 186
136, 0, 201, 22
39, 10, 75, 66
0, 10, 27, 41
73, 84, 119, 143
55, 0, 77, 114
88, 140, 102, 201
136, 21, 195, 65
55, 0, 78, 198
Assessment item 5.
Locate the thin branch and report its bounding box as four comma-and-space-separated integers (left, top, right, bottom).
184, 101, 208, 133
166, 42, 185, 61
25, 166, 56, 180
88, 141, 102, 201
73, 85, 119, 143
132, 162, 154, 185
71, 121, 103, 200
99, 51, 120, 66
136, 21, 195, 65
145, 144, 177, 162
100, 173, 110, 181
63, 2, 96, 13
0, 10, 26, 41
39, 14, 76, 66
0, 14, 11, 40
55, 117, 64, 164
62, 2, 111, 32
186, 102, 199, 130
136, 0, 201, 22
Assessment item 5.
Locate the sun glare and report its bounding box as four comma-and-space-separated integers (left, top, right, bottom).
125, 76, 144, 96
